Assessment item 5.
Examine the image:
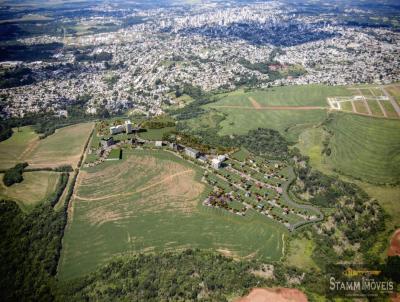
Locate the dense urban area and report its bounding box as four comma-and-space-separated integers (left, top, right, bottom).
1, 1, 400, 118
0, 0, 399, 301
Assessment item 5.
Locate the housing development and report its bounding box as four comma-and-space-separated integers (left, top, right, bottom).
0, 0, 399, 301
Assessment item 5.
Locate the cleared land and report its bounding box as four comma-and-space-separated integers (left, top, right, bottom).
212, 85, 351, 107
0, 123, 93, 169
28, 123, 93, 168
386, 84, 400, 105
285, 235, 318, 271
327, 113, 400, 184
210, 108, 327, 141
0, 126, 38, 170
59, 149, 287, 280
328, 84, 400, 119
0, 171, 60, 211
296, 113, 400, 184
202, 85, 349, 141
235, 288, 308, 302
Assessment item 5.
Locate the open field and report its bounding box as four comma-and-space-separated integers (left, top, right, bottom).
0, 126, 38, 170
327, 113, 400, 184
138, 126, 176, 141
212, 108, 327, 141
59, 149, 287, 280
296, 113, 400, 185
27, 123, 93, 168
0, 171, 60, 211
285, 235, 318, 271
328, 84, 400, 119
0, 123, 93, 169
212, 85, 351, 107
386, 84, 400, 105
295, 127, 330, 173
200, 85, 354, 141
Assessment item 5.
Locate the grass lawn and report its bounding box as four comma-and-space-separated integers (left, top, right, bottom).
59, 149, 287, 280
85, 153, 98, 164
231, 148, 251, 161
108, 149, 122, 160
0, 171, 60, 212
29, 123, 93, 168
326, 113, 400, 184
138, 127, 176, 141
0, 126, 38, 170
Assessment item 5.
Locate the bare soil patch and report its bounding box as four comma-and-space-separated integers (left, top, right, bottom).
388, 229, 400, 256
249, 97, 262, 109
235, 288, 308, 302
76, 153, 204, 225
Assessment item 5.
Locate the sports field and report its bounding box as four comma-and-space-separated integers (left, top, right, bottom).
0, 171, 60, 211
59, 149, 287, 280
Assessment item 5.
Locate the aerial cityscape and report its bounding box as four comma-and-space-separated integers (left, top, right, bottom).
0, 0, 399, 301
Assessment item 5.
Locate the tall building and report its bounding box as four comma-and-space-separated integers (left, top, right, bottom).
125, 120, 132, 134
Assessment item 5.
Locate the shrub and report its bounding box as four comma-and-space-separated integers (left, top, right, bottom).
3, 162, 28, 187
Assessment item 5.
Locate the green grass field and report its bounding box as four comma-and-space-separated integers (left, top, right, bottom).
28, 123, 93, 168
367, 100, 384, 116
231, 148, 251, 161
214, 108, 327, 141
211, 85, 352, 107
196, 85, 352, 141
327, 113, 400, 184
386, 85, 400, 105
0, 126, 38, 170
59, 149, 287, 280
0, 171, 60, 212
108, 148, 121, 160
138, 127, 175, 141
381, 100, 399, 118
285, 235, 319, 271
0, 123, 93, 170
340, 101, 353, 112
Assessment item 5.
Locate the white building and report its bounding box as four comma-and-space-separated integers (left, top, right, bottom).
110, 124, 125, 135
211, 155, 226, 169
125, 120, 132, 133
185, 147, 200, 158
